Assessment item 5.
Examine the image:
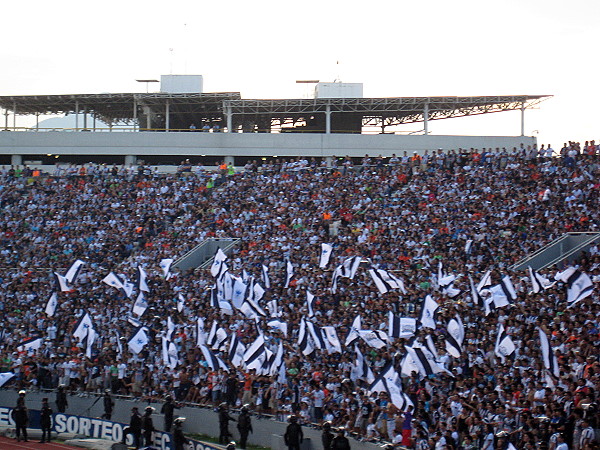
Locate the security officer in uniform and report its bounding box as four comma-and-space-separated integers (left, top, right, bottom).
218, 402, 236, 444
173, 417, 189, 450
40, 397, 53, 443
322, 421, 334, 449
122, 406, 142, 449
142, 406, 155, 447
237, 404, 253, 449
330, 426, 351, 449
284, 415, 303, 450
13, 390, 29, 442
102, 389, 114, 420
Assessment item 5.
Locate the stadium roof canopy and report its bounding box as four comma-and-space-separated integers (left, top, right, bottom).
0, 92, 550, 132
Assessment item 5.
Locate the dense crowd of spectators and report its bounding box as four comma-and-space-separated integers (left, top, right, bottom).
0, 140, 599, 449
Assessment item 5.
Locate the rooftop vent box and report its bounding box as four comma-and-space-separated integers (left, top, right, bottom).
160, 75, 203, 94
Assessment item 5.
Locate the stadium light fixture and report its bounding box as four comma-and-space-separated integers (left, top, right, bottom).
136, 79, 160, 93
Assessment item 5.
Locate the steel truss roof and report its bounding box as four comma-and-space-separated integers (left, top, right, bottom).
224, 95, 550, 126
0, 93, 550, 128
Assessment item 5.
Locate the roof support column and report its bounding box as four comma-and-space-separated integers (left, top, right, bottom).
133, 99, 137, 131
13, 101, 16, 130
4, 109, 8, 131
75, 101, 79, 131
520, 102, 525, 136
165, 100, 170, 132
83, 107, 87, 130
423, 102, 429, 135
226, 105, 233, 132
35, 113, 39, 131
325, 103, 331, 134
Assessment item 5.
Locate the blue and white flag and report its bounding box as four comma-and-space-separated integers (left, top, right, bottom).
54, 272, 72, 292
177, 293, 185, 313
538, 327, 559, 377
297, 319, 315, 356
388, 313, 417, 339
132, 292, 149, 317
45, 292, 58, 317
528, 267, 555, 294
261, 264, 270, 289
73, 311, 93, 342
128, 327, 149, 354
267, 318, 288, 337
65, 259, 85, 284
484, 275, 517, 315
200, 344, 230, 372
0, 372, 15, 388
445, 315, 464, 358
266, 299, 281, 318
159, 258, 174, 279
244, 335, 267, 371
352, 345, 374, 383
369, 268, 406, 295
240, 298, 267, 320
322, 326, 342, 354
231, 277, 247, 309
196, 317, 206, 347
210, 248, 228, 277
228, 334, 246, 368
555, 267, 594, 306
359, 330, 389, 349
319, 243, 333, 269
284, 259, 294, 288
306, 321, 327, 350
494, 324, 516, 362
345, 315, 362, 346
419, 295, 438, 330
17, 337, 43, 354
136, 266, 150, 293
306, 291, 316, 317
102, 272, 125, 291
207, 321, 228, 350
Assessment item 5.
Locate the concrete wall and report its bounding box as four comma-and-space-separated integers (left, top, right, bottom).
0, 130, 536, 159
0, 390, 385, 450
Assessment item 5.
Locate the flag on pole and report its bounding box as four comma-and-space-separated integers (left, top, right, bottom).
528, 266, 555, 294
166, 316, 176, 341
244, 335, 267, 371
555, 267, 594, 306
73, 312, 93, 342
102, 272, 125, 291
445, 315, 464, 358
228, 334, 246, 368
368, 268, 406, 294
17, 337, 43, 353
231, 277, 247, 309
319, 243, 333, 269
65, 259, 85, 284
284, 259, 294, 288
132, 292, 149, 317
419, 295, 439, 329
45, 292, 58, 317
494, 324, 516, 362
538, 327, 559, 377
344, 314, 362, 346
54, 272, 72, 292
388, 313, 417, 339
358, 330, 389, 349
128, 327, 149, 354
0, 372, 15, 388
306, 291, 316, 317
159, 258, 174, 279
240, 298, 267, 320
352, 345, 374, 383
261, 264, 270, 289
196, 317, 206, 347
136, 266, 150, 293
200, 345, 229, 371
322, 326, 342, 353
306, 321, 327, 350
297, 319, 315, 356
210, 248, 228, 277
266, 318, 288, 337
177, 293, 185, 313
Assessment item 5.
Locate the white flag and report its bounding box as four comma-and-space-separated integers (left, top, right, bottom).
132, 292, 149, 317
210, 248, 228, 277
128, 327, 149, 354
136, 266, 150, 293
102, 272, 125, 291
73, 312, 93, 342
555, 267, 594, 306
65, 259, 85, 284
319, 243, 333, 269
419, 295, 439, 329
284, 259, 294, 288
538, 327, 559, 377
494, 324, 516, 362
54, 272, 72, 292
45, 292, 58, 317
0, 372, 15, 388
159, 258, 174, 279
306, 291, 316, 317
228, 334, 246, 368
322, 326, 342, 353
177, 293, 185, 313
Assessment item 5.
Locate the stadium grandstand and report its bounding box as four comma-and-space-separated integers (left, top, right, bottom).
0, 76, 598, 450
0, 76, 549, 169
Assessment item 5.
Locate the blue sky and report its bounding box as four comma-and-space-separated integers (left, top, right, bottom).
2, 0, 598, 147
